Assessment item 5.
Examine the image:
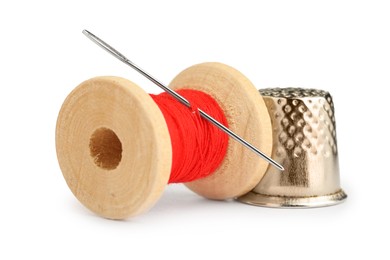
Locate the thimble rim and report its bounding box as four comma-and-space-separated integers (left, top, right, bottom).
237, 189, 347, 208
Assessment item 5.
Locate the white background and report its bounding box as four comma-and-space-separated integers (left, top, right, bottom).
1, 0, 389, 259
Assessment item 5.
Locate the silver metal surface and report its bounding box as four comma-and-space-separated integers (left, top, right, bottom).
240, 190, 347, 208
238, 88, 347, 208
82, 29, 284, 171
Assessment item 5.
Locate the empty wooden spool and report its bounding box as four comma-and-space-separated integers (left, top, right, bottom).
56, 62, 272, 219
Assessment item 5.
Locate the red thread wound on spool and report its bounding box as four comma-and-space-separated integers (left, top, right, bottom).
150, 89, 229, 183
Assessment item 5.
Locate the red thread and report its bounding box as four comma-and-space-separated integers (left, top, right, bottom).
150, 89, 229, 183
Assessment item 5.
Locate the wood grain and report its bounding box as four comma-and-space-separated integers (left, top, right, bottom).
56, 76, 171, 219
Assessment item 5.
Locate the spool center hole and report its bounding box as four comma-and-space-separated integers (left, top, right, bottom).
89, 127, 122, 170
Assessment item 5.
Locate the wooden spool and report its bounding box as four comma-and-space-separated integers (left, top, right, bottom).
56, 62, 272, 219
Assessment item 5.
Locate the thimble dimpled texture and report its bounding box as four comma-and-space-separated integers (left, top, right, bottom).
254, 88, 341, 197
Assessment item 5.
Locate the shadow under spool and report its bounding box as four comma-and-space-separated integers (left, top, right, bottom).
56, 62, 273, 219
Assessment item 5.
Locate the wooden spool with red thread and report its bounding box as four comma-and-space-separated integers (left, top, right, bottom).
56, 62, 272, 219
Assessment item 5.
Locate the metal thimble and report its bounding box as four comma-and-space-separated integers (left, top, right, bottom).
238, 88, 347, 208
